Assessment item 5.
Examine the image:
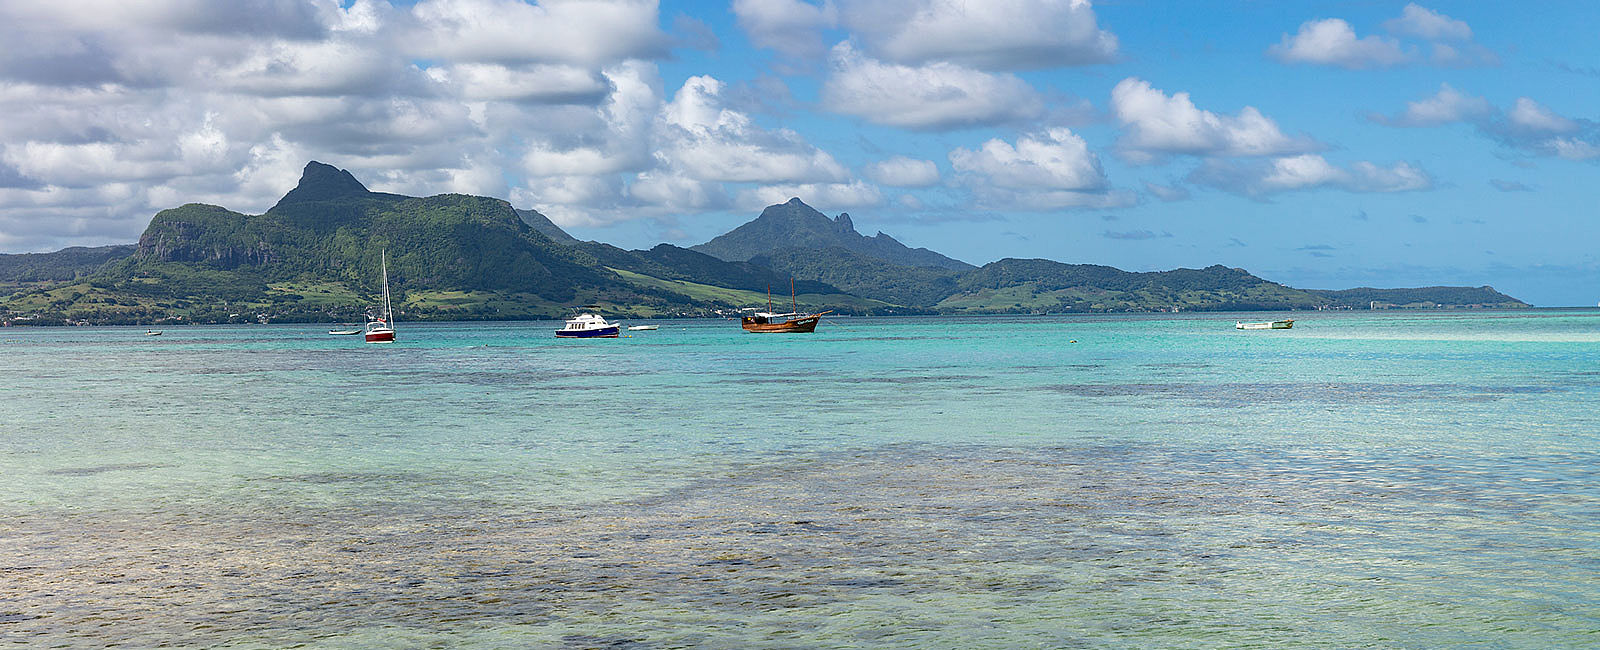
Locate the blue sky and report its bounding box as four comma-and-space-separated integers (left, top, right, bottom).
0, 1, 1595, 304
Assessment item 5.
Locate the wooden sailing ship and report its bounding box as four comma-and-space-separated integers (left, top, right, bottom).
740, 280, 830, 333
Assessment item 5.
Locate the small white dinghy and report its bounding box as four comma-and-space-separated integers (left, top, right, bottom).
626, 325, 658, 331
1236, 319, 1294, 330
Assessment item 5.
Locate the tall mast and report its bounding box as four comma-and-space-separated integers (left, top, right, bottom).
791, 277, 797, 314
381, 249, 392, 322
767, 284, 772, 314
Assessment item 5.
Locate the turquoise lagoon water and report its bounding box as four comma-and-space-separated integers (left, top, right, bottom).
1, 311, 1597, 648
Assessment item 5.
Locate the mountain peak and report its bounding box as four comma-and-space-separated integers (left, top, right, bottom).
756, 197, 829, 223
271, 161, 371, 209
691, 198, 973, 271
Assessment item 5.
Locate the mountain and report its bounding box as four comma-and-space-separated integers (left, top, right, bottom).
0, 163, 883, 324
1308, 286, 1527, 309
751, 246, 962, 308
0, 244, 135, 284
581, 242, 841, 296
119, 161, 618, 299
516, 208, 579, 245
692, 198, 972, 271
937, 259, 1325, 313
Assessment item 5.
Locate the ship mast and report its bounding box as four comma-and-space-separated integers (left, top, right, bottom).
381, 249, 392, 322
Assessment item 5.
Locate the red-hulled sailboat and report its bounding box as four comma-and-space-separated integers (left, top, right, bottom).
364, 250, 396, 343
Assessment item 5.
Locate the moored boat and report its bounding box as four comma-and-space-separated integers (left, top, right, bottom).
1236, 319, 1294, 330
556, 309, 620, 338
364, 250, 396, 343
328, 327, 362, 335
741, 311, 828, 333
144, 330, 162, 336
626, 324, 658, 331
740, 280, 829, 333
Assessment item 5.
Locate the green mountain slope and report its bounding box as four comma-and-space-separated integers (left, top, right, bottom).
516, 208, 579, 245
939, 260, 1324, 313
750, 246, 960, 308
583, 242, 842, 296
692, 198, 971, 271
1308, 286, 1528, 308
0, 245, 135, 284
112, 162, 621, 303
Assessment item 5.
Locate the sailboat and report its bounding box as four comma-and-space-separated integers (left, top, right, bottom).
740, 279, 830, 333
364, 250, 396, 343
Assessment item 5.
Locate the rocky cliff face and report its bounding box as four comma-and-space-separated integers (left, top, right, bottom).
134, 204, 279, 269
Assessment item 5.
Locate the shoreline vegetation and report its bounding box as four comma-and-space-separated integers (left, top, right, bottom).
0, 162, 1529, 327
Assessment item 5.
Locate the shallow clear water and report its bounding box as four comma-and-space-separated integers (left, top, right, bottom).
2, 311, 1597, 648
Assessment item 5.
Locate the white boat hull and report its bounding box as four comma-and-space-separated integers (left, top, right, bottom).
1236, 319, 1294, 330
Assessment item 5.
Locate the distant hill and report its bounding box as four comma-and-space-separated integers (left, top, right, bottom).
692, 198, 972, 271
939, 259, 1325, 313
1309, 286, 1528, 309
0, 245, 135, 283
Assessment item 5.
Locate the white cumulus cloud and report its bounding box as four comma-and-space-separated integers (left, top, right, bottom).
1374, 87, 1599, 161
1273, 5, 1494, 69
659, 75, 848, 184
950, 128, 1105, 191
403, 0, 669, 66
1269, 18, 1411, 69
1110, 78, 1318, 161
948, 127, 1134, 210
731, 0, 837, 59
1373, 83, 1492, 127
1506, 97, 1579, 135
866, 156, 940, 188
1383, 4, 1471, 41
840, 0, 1117, 70
1191, 154, 1433, 197
821, 43, 1043, 130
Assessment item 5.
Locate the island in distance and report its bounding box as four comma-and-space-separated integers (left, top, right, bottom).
0, 162, 1527, 326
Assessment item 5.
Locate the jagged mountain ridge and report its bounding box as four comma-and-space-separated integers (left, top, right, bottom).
121, 161, 612, 298
692, 197, 972, 271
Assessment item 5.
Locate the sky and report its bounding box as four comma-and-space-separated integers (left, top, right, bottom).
0, 0, 1596, 305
